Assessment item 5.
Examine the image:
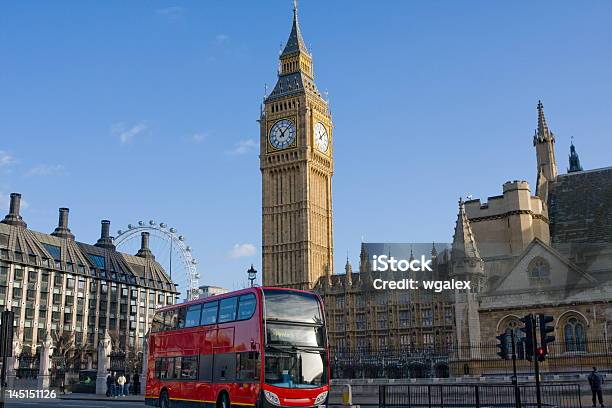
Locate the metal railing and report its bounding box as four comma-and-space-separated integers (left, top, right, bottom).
379, 383, 583, 408
332, 338, 612, 379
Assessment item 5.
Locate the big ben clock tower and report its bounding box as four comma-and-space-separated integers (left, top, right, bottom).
260, 2, 334, 290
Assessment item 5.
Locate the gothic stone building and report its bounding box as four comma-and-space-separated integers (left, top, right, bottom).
260, 4, 612, 378
452, 101, 612, 375
0, 193, 177, 355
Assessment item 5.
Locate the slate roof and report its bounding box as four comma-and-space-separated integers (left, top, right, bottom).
280, 8, 308, 57
549, 166, 612, 244
0, 222, 177, 293
266, 71, 322, 101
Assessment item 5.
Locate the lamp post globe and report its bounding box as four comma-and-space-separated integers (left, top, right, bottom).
247, 264, 257, 287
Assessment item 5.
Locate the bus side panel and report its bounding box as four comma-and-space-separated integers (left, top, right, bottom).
195, 328, 217, 405
229, 299, 262, 407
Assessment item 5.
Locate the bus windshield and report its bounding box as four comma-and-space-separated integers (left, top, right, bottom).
263, 290, 327, 388
264, 347, 326, 389
263, 290, 323, 324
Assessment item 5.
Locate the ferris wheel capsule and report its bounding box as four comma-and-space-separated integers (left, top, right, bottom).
128, 224, 133, 229
160, 222, 167, 228
178, 235, 185, 241
149, 220, 156, 226
169, 227, 177, 233
185, 246, 191, 252
117, 230, 123, 235
138, 221, 144, 226
192, 259, 198, 265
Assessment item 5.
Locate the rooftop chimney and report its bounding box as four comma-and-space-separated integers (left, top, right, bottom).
95, 220, 116, 250
1, 193, 27, 228
136, 231, 155, 259
51, 208, 75, 239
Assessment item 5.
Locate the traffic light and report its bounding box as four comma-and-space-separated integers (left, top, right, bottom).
496, 333, 509, 360
520, 314, 535, 362
538, 314, 555, 361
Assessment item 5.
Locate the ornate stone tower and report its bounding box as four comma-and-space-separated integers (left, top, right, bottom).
451, 198, 484, 357
260, 2, 334, 289
534, 100, 558, 201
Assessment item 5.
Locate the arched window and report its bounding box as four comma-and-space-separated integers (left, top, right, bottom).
564, 317, 586, 352
528, 257, 550, 284
503, 319, 524, 351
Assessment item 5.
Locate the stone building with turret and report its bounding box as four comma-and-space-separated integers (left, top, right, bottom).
0, 193, 177, 358
452, 101, 612, 375
315, 101, 612, 378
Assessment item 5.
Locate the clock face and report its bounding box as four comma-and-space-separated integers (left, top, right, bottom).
314, 122, 329, 152
269, 119, 297, 150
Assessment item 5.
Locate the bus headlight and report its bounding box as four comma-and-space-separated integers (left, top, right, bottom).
314, 391, 328, 406
264, 390, 281, 406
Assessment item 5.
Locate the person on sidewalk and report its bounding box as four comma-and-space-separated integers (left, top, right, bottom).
133, 373, 140, 395
123, 375, 130, 397
106, 372, 113, 398
588, 366, 605, 407
117, 373, 126, 397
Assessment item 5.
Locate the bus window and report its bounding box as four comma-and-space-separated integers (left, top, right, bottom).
180, 356, 198, 379
168, 309, 179, 330
213, 353, 236, 381
237, 294, 256, 320
236, 351, 260, 380
185, 304, 202, 328
161, 311, 170, 331
201, 301, 218, 325
158, 358, 170, 379
152, 312, 164, 333
218, 297, 238, 323
171, 357, 181, 379
177, 307, 187, 329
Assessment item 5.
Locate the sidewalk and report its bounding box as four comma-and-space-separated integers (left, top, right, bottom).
58, 392, 145, 403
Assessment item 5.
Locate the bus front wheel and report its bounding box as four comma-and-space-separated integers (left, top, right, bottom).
217, 392, 230, 408
159, 390, 170, 408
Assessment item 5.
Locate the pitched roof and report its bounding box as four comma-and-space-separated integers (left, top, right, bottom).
549, 166, 612, 244
280, 6, 308, 57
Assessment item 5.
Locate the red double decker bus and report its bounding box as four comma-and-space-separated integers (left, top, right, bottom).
145, 287, 329, 408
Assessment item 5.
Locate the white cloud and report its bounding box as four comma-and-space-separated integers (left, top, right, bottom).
227, 139, 257, 155
112, 122, 148, 144
228, 243, 256, 259
156, 6, 185, 21
190, 133, 207, 143
0, 151, 16, 167
25, 164, 66, 177
215, 34, 229, 43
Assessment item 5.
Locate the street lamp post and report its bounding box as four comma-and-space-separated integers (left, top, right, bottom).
247, 264, 257, 287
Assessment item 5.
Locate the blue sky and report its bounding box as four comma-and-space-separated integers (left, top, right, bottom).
1, 1, 611, 293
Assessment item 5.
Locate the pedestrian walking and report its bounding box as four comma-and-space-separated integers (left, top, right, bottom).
106, 372, 114, 397
123, 375, 130, 396
133, 373, 140, 395
588, 366, 605, 407
117, 373, 126, 397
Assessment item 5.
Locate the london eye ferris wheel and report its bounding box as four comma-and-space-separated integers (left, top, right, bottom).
113, 220, 200, 301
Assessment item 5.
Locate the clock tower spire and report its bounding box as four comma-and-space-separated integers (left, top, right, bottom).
260, 3, 334, 290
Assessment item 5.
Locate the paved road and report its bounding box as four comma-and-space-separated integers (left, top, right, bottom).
3, 398, 141, 408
